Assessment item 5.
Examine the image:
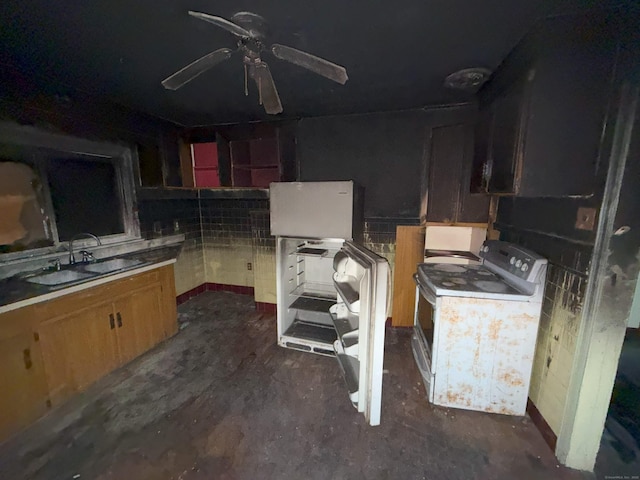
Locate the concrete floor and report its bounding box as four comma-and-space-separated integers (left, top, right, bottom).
0, 291, 592, 480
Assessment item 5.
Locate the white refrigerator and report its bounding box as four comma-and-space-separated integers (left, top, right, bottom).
270, 181, 390, 426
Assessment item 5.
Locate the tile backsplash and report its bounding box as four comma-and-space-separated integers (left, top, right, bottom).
138, 195, 203, 295
499, 227, 592, 435
139, 190, 416, 302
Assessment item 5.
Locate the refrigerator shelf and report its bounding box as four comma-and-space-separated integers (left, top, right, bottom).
284, 320, 337, 345
289, 296, 335, 313
289, 282, 336, 301
295, 247, 328, 257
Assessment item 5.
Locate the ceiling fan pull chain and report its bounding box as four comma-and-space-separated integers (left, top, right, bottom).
244, 64, 248, 96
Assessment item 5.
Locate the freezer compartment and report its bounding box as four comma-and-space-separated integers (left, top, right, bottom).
270, 181, 363, 240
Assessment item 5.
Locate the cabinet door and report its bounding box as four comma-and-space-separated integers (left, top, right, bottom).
425, 124, 490, 223
470, 106, 493, 193
487, 81, 527, 194
39, 302, 119, 405
0, 328, 49, 441
159, 266, 178, 339
114, 283, 164, 365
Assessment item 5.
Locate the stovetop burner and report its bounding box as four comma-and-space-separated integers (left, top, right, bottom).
416, 263, 526, 299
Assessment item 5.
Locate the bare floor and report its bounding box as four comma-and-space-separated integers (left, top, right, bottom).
0, 292, 592, 480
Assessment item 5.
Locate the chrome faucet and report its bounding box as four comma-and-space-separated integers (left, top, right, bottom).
68, 233, 102, 265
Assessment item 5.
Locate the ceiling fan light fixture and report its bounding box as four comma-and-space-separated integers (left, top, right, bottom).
162, 10, 348, 115
444, 67, 492, 92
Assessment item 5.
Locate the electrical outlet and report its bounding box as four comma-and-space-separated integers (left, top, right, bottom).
247, 262, 252, 271
575, 207, 597, 231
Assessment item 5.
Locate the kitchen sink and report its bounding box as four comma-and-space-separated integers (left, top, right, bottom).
26, 270, 96, 286
82, 258, 143, 274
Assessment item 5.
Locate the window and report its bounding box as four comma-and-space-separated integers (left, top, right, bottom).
0, 122, 139, 256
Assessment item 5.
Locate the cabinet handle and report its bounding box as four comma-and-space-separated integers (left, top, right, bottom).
116, 312, 123, 328
109, 314, 115, 329
23, 348, 32, 370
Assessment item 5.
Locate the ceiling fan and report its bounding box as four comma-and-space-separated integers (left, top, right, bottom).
162, 11, 349, 115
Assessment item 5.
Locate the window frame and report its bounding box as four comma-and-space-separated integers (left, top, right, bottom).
0, 122, 141, 262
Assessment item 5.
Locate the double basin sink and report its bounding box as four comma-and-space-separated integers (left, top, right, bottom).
24, 258, 146, 288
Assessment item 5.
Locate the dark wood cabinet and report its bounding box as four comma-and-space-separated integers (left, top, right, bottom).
487, 79, 528, 194
424, 123, 490, 224
216, 122, 297, 188
472, 14, 618, 197
179, 121, 297, 189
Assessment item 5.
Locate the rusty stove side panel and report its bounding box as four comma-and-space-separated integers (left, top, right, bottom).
432, 296, 541, 415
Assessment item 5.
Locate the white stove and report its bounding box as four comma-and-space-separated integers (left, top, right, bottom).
411, 240, 548, 416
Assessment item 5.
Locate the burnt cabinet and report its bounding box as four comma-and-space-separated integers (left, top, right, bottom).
424, 123, 490, 223
472, 14, 618, 197
0, 265, 178, 442
183, 121, 297, 188
487, 79, 529, 194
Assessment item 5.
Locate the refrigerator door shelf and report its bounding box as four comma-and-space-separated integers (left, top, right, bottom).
329, 304, 360, 356
334, 340, 360, 407
333, 272, 361, 313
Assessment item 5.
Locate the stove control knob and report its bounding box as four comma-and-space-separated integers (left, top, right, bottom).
510, 256, 516, 265
521, 264, 529, 272
515, 259, 522, 268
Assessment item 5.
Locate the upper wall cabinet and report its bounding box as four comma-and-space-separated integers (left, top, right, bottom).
424, 122, 490, 224
471, 14, 619, 197
180, 122, 297, 189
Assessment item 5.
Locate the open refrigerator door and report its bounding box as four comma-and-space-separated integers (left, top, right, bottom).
331, 242, 389, 426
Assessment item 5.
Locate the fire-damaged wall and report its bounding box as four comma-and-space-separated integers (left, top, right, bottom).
495, 200, 596, 436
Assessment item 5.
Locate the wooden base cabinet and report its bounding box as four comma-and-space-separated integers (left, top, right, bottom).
0, 265, 177, 442
0, 311, 49, 442
39, 302, 119, 405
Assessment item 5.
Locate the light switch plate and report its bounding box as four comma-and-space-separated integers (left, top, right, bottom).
575, 207, 597, 231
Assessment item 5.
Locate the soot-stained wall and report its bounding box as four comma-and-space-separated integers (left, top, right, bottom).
296, 106, 475, 219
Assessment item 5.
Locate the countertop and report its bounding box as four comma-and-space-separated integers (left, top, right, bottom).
0, 244, 182, 314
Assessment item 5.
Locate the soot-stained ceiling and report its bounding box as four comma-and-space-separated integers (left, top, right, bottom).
0, 0, 594, 126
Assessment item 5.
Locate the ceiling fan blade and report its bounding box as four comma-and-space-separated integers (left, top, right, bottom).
188, 11, 251, 38
271, 44, 348, 85
162, 48, 233, 90
252, 62, 283, 115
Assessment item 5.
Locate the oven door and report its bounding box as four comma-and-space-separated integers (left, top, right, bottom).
411, 276, 437, 399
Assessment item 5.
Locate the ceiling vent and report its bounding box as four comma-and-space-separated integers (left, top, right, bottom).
444, 68, 492, 93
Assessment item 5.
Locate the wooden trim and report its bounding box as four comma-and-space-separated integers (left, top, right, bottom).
423, 221, 489, 228
527, 398, 557, 451
178, 139, 195, 188
391, 226, 426, 327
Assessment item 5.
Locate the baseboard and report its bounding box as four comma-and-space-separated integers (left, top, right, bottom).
526, 398, 557, 452
176, 284, 207, 305
176, 282, 255, 305
205, 283, 254, 296
256, 302, 277, 314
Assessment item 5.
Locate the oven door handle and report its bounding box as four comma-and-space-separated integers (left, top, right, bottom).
414, 274, 437, 307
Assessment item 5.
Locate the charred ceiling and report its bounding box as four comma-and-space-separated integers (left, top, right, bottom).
0, 0, 614, 126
